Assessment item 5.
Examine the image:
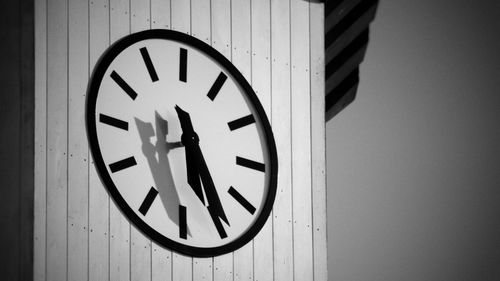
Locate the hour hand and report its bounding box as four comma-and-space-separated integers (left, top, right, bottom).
175, 105, 196, 140
185, 145, 205, 204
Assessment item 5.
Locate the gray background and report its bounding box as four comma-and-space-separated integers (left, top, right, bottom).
327, 0, 500, 280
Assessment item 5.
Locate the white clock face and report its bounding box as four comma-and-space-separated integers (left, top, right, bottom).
87, 30, 277, 256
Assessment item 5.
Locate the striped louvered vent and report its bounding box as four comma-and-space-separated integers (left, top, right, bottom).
325, 0, 379, 121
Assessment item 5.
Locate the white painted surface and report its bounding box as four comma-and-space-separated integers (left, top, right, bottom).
68, 0, 89, 280
309, 3, 327, 281
89, 0, 110, 280
109, 1, 132, 281
250, 1, 274, 280
34, 0, 47, 279
34, 1, 326, 280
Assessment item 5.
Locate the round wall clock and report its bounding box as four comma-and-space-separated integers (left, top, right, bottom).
86, 29, 278, 257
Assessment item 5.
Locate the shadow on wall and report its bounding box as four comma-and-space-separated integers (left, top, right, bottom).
135, 113, 185, 231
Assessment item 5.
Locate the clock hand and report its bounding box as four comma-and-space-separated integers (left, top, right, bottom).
175, 105, 196, 137
196, 145, 229, 225
174, 105, 229, 229
175, 105, 204, 204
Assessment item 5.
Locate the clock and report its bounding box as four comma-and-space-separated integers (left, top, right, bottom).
86, 29, 278, 257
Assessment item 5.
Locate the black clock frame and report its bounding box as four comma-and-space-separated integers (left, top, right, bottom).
86, 29, 278, 257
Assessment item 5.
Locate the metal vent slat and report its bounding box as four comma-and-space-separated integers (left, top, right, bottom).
324, 0, 379, 121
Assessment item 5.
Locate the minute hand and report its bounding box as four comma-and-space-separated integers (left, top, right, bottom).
195, 144, 229, 225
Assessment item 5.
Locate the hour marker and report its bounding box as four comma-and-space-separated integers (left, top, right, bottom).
228, 186, 256, 215
140, 47, 158, 82
99, 114, 128, 131
207, 72, 227, 101
138, 187, 158, 216
179, 205, 187, 239
208, 206, 228, 239
236, 156, 265, 173
228, 114, 255, 131
110, 71, 138, 100
109, 156, 137, 173
179, 48, 187, 82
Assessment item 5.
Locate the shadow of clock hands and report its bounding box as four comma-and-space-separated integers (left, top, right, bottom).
135, 113, 189, 236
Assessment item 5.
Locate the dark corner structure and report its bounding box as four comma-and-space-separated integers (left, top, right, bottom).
0, 0, 35, 280
0, 0, 377, 279
324, 0, 379, 121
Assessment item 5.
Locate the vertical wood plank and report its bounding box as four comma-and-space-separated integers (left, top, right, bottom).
250, 1, 274, 280
130, 1, 153, 281
152, 246, 172, 281
109, 0, 132, 280
171, 1, 193, 280
171, 0, 190, 34
46, 0, 68, 279
131, 0, 151, 32
251, 0, 272, 114
270, 0, 294, 280
192, 258, 212, 281
309, 2, 327, 281
191, 0, 210, 44
89, 0, 110, 279
211, 0, 231, 59
190, 2, 215, 279
172, 251, 192, 281
151, 0, 171, 29
170, 0, 189, 33
34, 0, 47, 279
231, 1, 254, 280
68, 0, 89, 279
130, 233, 152, 281
152, 244, 172, 281
151, 2, 173, 281
231, 0, 251, 80
211, 1, 233, 279
290, 1, 314, 281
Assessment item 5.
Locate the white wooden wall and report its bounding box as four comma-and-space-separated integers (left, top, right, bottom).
34, 0, 326, 280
